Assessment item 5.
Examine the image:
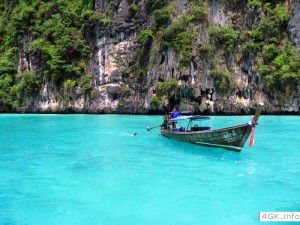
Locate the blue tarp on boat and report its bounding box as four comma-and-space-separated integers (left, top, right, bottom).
169, 115, 211, 122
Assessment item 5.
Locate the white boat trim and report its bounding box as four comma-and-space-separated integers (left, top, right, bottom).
195, 141, 242, 151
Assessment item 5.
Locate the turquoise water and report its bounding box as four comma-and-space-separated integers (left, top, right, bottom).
0, 114, 299, 225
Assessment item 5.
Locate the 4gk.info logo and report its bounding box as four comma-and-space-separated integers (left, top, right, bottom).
259, 212, 300, 221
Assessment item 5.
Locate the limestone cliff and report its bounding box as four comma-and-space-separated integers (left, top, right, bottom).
6, 0, 300, 114
290, 0, 300, 49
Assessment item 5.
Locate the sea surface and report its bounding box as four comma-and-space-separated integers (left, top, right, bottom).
0, 114, 299, 225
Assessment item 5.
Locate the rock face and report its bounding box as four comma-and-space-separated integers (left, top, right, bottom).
16, 0, 299, 114
290, 0, 300, 49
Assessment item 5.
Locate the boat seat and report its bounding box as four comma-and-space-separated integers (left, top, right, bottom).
191, 126, 211, 131
200, 126, 211, 130
191, 127, 200, 131
171, 128, 186, 132
171, 128, 181, 132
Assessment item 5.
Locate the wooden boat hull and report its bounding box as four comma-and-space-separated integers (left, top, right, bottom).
159, 105, 262, 151
161, 124, 252, 152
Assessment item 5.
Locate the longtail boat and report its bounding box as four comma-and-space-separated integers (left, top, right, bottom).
160, 106, 262, 152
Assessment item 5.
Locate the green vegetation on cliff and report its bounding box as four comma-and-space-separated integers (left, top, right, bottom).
145, 0, 298, 109
0, 0, 95, 110
242, 2, 298, 91
0, 0, 299, 113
